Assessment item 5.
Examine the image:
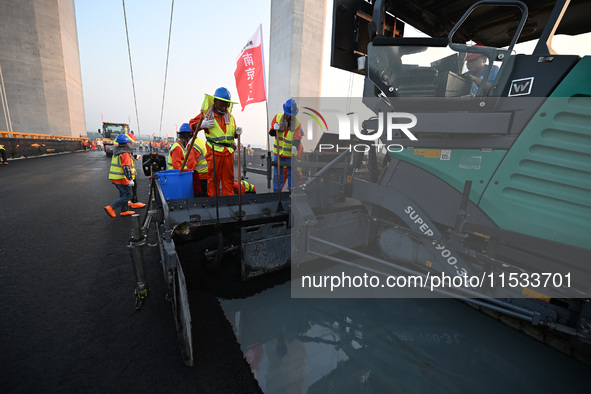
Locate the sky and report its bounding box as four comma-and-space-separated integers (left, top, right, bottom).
74, 0, 362, 148
74, 0, 590, 148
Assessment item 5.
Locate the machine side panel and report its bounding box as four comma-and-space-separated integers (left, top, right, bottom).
479, 57, 591, 249
388, 149, 507, 206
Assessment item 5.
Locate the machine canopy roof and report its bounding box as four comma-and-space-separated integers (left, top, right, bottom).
384, 0, 591, 47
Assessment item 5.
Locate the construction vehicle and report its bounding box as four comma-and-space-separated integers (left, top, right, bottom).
150, 136, 164, 152
98, 122, 129, 156
128, 0, 591, 366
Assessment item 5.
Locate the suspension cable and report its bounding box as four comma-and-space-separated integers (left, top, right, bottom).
122, 0, 141, 137
158, 0, 175, 138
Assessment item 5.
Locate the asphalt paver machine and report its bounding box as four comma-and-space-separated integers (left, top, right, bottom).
128, 0, 591, 366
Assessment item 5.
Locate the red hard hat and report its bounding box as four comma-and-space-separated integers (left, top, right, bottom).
466, 44, 485, 62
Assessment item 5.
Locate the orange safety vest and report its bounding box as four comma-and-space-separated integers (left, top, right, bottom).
167, 141, 186, 170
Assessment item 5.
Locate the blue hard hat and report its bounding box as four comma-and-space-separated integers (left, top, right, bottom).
115, 134, 132, 144
213, 87, 231, 102
179, 123, 192, 134
283, 98, 299, 116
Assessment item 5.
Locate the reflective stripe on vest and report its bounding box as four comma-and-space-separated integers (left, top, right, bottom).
192, 138, 208, 173
272, 113, 300, 157
242, 180, 255, 192
108, 153, 125, 180
167, 141, 186, 170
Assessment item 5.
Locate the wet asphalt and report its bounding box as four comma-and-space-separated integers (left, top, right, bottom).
0, 150, 262, 393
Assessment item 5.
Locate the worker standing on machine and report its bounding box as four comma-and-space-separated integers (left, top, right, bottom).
104, 134, 136, 217
186, 122, 209, 197
189, 87, 242, 197
168, 126, 196, 171
269, 98, 302, 193
168, 124, 202, 196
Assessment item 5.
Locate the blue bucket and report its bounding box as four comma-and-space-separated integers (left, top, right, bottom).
156, 169, 194, 200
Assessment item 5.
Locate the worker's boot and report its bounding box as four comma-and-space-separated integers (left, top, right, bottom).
128, 201, 146, 209
120, 211, 136, 216
104, 206, 116, 218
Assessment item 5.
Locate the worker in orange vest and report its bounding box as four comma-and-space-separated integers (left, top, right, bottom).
189, 87, 242, 197
120, 131, 145, 209
177, 122, 208, 197
168, 125, 201, 196
105, 134, 136, 217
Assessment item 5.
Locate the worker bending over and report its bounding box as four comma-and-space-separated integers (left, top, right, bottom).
234, 180, 256, 195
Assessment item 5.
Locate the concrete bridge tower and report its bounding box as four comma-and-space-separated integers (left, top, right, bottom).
268, 0, 327, 143
0, 0, 85, 137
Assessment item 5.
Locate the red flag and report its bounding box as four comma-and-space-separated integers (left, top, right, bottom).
234, 25, 266, 111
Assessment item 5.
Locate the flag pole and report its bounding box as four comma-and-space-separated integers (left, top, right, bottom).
260, 23, 272, 192
266, 101, 272, 192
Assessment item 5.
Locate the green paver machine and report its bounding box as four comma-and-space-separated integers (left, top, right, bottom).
128, 0, 591, 365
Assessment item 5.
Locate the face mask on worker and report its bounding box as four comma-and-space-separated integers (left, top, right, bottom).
214, 99, 229, 115
180, 135, 190, 146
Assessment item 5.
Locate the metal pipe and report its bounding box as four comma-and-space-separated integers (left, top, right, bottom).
130, 214, 149, 309
301, 149, 351, 189
275, 135, 284, 211
237, 134, 242, 221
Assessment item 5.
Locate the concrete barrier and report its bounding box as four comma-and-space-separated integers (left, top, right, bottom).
0, 131, 86, 159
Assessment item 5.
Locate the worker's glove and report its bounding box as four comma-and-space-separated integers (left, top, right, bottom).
128, 179, 135, 187
135, 155, 142, 160
273, 122, 280, 130
236, 127, 243, 135
201, 118, 215, 129
291, 146, 298, 155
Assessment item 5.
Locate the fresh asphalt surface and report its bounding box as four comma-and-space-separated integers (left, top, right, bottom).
0, 150, 262, 393
3, 150, 591, 393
